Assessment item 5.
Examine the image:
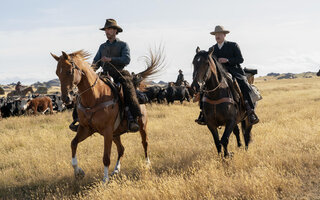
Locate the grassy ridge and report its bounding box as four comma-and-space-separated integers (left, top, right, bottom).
0, 78, 320, 199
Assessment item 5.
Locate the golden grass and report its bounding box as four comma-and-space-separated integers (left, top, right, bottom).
0, 78, 320, 199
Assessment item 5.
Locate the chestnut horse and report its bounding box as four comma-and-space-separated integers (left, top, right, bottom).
192, 47, 253, 157
51, 50, 163, 182
26, 96, 53, 114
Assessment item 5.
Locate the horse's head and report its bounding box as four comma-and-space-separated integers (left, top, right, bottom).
51, 51, 82, 104
192, 47, 214, 91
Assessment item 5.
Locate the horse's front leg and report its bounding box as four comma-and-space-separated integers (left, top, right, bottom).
102, 127, 113, 183
207, 123, 221, 155
241, 119, 253, 150
233, 124, 242, 147
221, 120, 236, 157
111, 135, 124, 176
71, 125, 92, 180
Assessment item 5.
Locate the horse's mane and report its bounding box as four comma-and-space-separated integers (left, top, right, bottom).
70, 50, 91, 61
210, 55, 229, 81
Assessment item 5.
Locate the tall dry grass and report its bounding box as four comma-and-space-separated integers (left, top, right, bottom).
0, 78, 319, 199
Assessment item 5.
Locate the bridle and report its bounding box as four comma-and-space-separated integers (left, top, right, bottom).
69, 58, 98, 97
194, 52, 222, 94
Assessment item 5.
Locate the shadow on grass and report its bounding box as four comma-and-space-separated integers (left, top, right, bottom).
0, 174, 101, 199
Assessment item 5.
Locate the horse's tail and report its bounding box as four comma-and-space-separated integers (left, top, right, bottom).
133, 47, 166, 87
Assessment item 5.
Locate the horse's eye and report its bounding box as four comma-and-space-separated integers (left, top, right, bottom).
67, 70, 72, 75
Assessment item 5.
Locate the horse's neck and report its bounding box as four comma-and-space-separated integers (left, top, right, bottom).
76, 61, 102, 108
78, 61, 112, 107
205, 68, 226, 99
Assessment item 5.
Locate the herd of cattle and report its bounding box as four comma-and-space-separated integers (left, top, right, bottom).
0, 83, 194, 119
141, 83, 193, 104
0, 94, 68, 118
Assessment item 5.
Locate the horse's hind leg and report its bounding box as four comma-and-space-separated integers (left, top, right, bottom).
233, 124, 242, 147
111, 136, 125, 176
102, 127, 114, 183
221, 120, 236, 157
139, 116, 150, 165
207, 124, 221, 155
71, 126, 92, 180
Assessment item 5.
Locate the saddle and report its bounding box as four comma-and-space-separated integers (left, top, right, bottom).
224, 72, 243, 107
224, 71, 262, 108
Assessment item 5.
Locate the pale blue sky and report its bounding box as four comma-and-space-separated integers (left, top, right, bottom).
1, 0, 320, 84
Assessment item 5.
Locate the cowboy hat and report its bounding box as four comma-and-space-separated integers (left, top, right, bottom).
100, 19, 123, 33
210, 25, 230, 35
179, 69, 183, 72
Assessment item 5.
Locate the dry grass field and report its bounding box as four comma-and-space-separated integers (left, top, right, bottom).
0, 77, 320, 199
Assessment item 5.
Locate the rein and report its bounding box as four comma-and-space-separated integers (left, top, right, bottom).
202, 56, 222, 94
70, 58, 99, 97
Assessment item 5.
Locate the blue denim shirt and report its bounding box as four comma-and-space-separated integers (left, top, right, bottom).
93, 38, 130, 71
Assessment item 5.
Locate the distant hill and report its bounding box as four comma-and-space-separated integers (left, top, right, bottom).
261, 72, 317, 80
31, 79, 60, 88
158, 81, 167, 85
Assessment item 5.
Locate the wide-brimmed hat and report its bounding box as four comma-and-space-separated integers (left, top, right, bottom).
100, 19, 123, 33
210, 25, 230, 35
179, 69, 183, 73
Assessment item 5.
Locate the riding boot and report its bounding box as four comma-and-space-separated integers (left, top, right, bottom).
69, 120, 79, 132
245, 100, 259, 125
195, 111, 207, 125
126, 107, 140, 132
69, 105, 79, 132
195, 93, 206, 125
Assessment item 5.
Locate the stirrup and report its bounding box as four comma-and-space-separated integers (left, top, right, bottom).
69, 122, 79, 132
248, 112, 259, 125
129, 121, 140, 132
195, 112, 207, 125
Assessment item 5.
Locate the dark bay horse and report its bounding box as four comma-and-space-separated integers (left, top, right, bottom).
51, 50, 163, 182
192, 47, 253, 157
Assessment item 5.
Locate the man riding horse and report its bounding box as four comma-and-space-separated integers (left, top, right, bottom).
15, 81, 22, 93
176, 69, 184, 86
91, 19, 141, 132
195, 25, 259, 125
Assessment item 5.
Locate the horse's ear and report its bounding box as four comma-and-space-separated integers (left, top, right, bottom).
196, 46, 200, 53
50, 53, 60, 61
62, 51, 70, 60
208, 47, 214, 56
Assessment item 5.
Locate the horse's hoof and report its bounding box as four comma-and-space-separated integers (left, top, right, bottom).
111, 169, 120, 177
74, 167, 85, 180
224, 152, 234, 159
145, 158, 151, 166
103, 176, 110, 183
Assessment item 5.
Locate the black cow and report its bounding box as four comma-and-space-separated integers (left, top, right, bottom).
166, 85, 190, 104
0, 98, 6, 118
157, 88, 167, 103
47, 94, 65, 112
144, 86, 166, 104
0, 98, 28, 118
